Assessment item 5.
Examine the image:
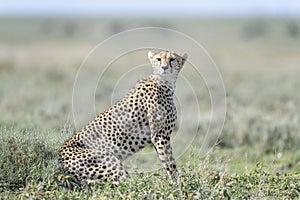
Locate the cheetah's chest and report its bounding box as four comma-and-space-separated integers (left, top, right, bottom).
106, 94, 176, 161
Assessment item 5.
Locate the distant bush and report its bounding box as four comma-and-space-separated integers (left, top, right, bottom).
63, 20, 78, 37
109, 21, 127, 35
242, 19, 268, 39
286, 21, 299, 38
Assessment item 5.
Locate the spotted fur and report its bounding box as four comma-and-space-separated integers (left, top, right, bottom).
59, 50, 188, 184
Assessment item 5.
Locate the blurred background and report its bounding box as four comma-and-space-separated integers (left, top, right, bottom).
0, 0, 299, 172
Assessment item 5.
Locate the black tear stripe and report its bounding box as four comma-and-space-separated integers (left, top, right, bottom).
169, 61, 173, 68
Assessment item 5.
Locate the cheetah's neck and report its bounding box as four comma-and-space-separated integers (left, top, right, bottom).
149, 73, 179, 92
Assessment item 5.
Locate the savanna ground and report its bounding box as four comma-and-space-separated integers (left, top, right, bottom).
0, 17, 300, 199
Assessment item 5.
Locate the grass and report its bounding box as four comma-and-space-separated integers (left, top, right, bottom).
0, 17, 300, 199
0, 125, 299, 199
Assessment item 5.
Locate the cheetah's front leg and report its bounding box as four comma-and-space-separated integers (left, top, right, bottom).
151, 134, 178, 178
147, 105, 178, 178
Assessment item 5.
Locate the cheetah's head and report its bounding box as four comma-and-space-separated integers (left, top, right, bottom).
148, 50, 188, 77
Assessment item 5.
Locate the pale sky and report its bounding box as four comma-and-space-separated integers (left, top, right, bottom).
1, 0, 300, 17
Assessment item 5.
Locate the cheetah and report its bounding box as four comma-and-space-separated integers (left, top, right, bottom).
59, 50, 188, 184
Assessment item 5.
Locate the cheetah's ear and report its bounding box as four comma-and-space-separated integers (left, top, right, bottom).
181, 53, 188, 61
148, 51, 155, 62
181, 53, 188, 64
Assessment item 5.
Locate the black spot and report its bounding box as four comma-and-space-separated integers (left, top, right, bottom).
98, 174, 103, 179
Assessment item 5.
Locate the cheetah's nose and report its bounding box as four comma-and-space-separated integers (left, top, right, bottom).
162, 66, 168, 71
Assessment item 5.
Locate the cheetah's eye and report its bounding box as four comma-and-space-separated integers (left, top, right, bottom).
156, 58, 161, 61
170, 58, 175, 62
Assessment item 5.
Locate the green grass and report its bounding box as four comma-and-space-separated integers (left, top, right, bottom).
0, 17, 300, 199
0, 125, 299, 199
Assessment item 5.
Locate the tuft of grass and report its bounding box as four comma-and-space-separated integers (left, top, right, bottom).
0, 125, 60, 192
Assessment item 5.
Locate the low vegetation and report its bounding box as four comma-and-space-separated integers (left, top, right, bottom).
0, 125, 299, 199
